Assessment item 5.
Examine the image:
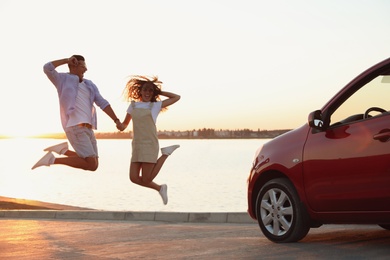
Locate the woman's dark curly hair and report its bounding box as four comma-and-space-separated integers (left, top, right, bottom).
123, 75, 162, 102
123, 75, 168, 111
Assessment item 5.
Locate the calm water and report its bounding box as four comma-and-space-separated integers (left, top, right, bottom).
0, 138, 270, 212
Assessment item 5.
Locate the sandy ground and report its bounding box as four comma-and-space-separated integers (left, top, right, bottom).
0, 196, 91, 210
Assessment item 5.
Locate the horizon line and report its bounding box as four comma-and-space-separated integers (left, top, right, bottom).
0, 128, 292, 139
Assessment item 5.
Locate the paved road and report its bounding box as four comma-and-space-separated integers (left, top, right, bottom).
1, 219, 390, 259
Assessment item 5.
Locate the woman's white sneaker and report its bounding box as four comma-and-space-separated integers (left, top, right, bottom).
161, 145, 180, 156
159, 184, 168, 205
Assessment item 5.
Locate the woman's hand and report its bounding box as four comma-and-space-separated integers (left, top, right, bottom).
161, 91, 181, 108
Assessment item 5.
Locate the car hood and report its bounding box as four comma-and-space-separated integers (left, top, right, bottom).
254, 124, 310, 174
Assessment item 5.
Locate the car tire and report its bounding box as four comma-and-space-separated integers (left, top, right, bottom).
378, 224, 390, 230
255, 178, 310, 243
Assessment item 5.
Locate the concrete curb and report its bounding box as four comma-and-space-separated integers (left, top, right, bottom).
0, 210, 256, 224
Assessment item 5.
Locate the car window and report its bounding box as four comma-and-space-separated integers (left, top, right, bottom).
330, 75, 390, 126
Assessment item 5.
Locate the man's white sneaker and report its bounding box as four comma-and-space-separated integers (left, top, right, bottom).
44, 142, 68, 155
159, 184, 168, 205
31, 152, 55, 170
161, 145, 180, 156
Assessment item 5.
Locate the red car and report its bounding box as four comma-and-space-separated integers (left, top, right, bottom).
247, 57, 390, 243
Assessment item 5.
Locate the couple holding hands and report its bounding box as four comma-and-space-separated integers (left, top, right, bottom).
32, 55, 180, 205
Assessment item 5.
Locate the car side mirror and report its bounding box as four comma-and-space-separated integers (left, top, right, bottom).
308, 110, 324, 129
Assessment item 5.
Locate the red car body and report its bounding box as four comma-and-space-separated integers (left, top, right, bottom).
247, 57, 390, 242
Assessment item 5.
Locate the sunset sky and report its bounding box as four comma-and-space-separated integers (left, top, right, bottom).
1, 0, 389, 137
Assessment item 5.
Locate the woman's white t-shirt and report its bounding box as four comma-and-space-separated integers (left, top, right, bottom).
126, 101, 162, 124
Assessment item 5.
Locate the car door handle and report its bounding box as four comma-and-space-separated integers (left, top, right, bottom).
373, 129, 390, 142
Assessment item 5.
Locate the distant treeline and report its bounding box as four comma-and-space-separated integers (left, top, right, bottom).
96, 128, 291, 139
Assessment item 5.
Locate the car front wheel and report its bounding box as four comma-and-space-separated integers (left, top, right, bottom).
255, 178, 310, 243
379, 224, 390, 230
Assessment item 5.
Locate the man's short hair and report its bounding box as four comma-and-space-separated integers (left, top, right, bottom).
72, 55, 85, 61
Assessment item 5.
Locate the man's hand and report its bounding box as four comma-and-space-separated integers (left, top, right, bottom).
116, 121, 126, 131
68, 56, 79, 66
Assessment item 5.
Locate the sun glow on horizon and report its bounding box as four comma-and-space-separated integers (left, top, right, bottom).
0, 126, 66, 139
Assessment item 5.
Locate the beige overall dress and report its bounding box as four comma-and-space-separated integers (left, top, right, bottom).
131, 101, 159, 163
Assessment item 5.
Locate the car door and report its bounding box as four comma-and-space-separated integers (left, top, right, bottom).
303, 75, 390, 212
